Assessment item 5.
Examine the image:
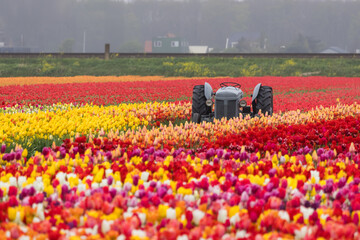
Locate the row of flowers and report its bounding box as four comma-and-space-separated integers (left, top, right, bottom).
1, 102, 359, 158
0, 135, 359, 239
60, 103, 360, 152
0, 75, 188, 87
1, 77, 360, 112
1, 101, 359, 155
0, 102, 190, 148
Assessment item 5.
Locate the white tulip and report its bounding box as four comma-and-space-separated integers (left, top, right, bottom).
141, 171, 149, 182
193, 209, 205, 225
166, 208, 176, 219
217, 209, 227, 223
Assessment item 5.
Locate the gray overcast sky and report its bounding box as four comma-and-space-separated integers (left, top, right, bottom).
0, 0, 359, 53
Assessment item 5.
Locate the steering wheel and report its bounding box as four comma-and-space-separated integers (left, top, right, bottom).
220, 82, 241, 89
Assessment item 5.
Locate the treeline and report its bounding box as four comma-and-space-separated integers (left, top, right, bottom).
0, 0, 359, 53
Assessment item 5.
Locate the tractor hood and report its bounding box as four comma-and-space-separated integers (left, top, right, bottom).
216, 87, 243, 100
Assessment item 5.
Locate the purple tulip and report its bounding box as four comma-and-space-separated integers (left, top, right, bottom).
338, 177, 347, 188
211, 194, 218, 201
22, 188, 30, 197
225, 172, 232, 181
42, 147, 50, 156
105, 151, 112, 161
327, 150, 335, 159
324, 182, 333, 193
250, 155, 258, 163
240, 152, 248, 161
142, 154, 149, 162
206, 148, 216, 159
71, 147, 78, 155
137, 189, 146, 198
107, 176, 113, 186
15, 151, 22, 160
266, 182, 274, 192
28, 187, 36, 196
149, 181, 157, 188
224, 152, 231, 160
157, 187, 167, 198
233, 152, 240, 160
264, 192, 272, 201
2, 153, 8, 161
304, 146, 312, 154
269, 168, 277, 177
251, 184, 260, 194
1, 144, 6, 154
354, 178, 360, 185
216, 149, 224, 158
61, 185, 69, 195
132, 175, 139, 186
132, 148, 141, 157
148, 147, 155, 154
317, 148, 324, 156
109, 188, 117, 198
8, 153, 15, 161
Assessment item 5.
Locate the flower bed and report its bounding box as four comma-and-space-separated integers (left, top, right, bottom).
1, 77, 360, 111
0, 76, 360, 239
0, 76, 195, 87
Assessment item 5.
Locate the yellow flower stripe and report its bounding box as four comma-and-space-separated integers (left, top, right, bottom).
0, 102, 189, 145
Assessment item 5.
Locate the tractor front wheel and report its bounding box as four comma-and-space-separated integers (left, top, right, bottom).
192, 85, 212, 123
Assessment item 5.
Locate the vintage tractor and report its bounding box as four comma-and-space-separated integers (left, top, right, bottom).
191, 82, 273, 123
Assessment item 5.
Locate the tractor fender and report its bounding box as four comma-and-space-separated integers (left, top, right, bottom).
204, 82, 213, 100
252, 83, 262, 102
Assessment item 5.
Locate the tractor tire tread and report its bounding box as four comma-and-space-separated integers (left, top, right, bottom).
192, 85, 211, 123
255, 86, 273, 116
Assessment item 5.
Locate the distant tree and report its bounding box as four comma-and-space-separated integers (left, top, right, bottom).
235, 35, 267, 53
236, 37, 252, 53
118, 41, 143, 53
283, 34, 325, 53
307, 36, 326, 53
283, 34, 311, 53
59, 39, 75, 53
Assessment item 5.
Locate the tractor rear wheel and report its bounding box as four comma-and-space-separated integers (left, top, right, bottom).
192, 85, 212, 123
254, 86, 273, 116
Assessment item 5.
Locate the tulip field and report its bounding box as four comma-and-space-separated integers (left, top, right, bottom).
1, 75, 360, 240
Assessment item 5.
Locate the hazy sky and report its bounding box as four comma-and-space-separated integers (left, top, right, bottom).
0, 0, 359, 53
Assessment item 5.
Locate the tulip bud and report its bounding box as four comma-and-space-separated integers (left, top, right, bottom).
105, 151, 112, 161
350, 142, 356, 153
8, 153, 15, 161
1, 144, 6, 154
312, 151, 318, 163
42, 147, 50, 156
15, 152, 21, 160
2, 153, 8, 161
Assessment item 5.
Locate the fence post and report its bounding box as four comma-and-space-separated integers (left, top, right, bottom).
105, 43, 110, 60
